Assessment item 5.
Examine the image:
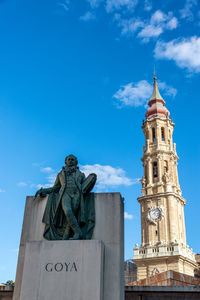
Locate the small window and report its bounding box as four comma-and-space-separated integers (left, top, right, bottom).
152, 128, 156, 142
153, 162, 158, 178
155, 230, 158, 236
161, 127, 165, 141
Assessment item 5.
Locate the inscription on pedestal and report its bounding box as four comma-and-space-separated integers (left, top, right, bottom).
45, 262, 78, 272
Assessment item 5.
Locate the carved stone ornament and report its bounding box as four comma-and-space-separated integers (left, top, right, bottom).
152, 267, 160, 276
140, 176, 146, 188
146, 206, 165, 225
157, 154, 162, 160
162, 170, 170, 183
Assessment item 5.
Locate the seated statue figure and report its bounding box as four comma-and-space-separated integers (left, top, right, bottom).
35, 155, 97, 241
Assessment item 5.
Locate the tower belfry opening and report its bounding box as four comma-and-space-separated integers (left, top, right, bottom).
133, 76, 197, 280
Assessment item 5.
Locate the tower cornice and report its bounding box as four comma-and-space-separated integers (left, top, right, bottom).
137, 192, 186, 205
142, 116, 175, 130
141, 150, 179, 162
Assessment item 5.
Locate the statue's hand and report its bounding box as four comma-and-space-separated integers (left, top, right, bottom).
35, 188, 47, 198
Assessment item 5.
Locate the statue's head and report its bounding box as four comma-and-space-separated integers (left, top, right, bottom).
65, 155, 78, 167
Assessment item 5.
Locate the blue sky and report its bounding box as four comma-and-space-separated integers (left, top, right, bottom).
0, 0, 200, 282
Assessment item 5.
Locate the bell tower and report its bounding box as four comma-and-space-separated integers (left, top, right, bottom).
133, 76, 197, 280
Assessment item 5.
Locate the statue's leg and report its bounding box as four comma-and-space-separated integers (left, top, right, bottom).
62, 194, 83, 240
72, 192, 81, 213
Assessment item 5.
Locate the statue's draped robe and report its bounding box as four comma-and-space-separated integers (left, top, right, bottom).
42, 168, 95, 240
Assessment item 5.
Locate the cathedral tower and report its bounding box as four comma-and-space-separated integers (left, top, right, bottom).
133, 76, 197, 280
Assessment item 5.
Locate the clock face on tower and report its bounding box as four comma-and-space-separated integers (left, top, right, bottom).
149, 208, 161, 220
147, 206, 165, 224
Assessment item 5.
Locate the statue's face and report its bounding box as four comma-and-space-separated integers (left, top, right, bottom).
65, 155, 77, 167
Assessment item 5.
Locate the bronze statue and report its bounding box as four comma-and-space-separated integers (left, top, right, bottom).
35, 155, 97, 241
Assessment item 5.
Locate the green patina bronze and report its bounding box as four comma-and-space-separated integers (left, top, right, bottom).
35, 155, 97, 241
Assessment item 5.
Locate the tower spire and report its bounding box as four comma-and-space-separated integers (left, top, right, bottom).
145, 76, 170, 119
150, 75, 163, 101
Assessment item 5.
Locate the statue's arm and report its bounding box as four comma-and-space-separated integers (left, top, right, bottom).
35, 175, 61, 198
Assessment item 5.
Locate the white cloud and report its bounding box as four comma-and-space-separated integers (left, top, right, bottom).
36, 183, 53, 189
138, 10, 178, 42
158, 81, 177, 98
58, 0, 70, 11
106, 0, 138, 12
154, 36, 200, 72
0, 188, 5, 193
35, 164, 137, 191
40, 167, 54, 173
115, 15, 144, 35
80, 164, 138, 189
87, 0, 103, 8
113, 80, 152, 107
115, 10, 177, 41
87, 0, 138, 12
113, 79, 177, 107
47, 173, 57, 185
80, 11, 96, 21
144, 0, 152, 11
166, 17, 178, 30
138, 24, 163, 40
35, 173, 57, 190
151, 10, 166, 23
124, 211, 133, 219
180, 0, 197, 21
17, 182, 27, 187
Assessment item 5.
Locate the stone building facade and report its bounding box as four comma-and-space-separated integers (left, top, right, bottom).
124, 260, 137, 285
133, 77, 197, 280
0, 285, 14, 300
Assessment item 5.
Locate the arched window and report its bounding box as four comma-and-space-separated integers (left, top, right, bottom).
161, 127, 165, 141
152, 128, 156, 142
153, 162, 158, 178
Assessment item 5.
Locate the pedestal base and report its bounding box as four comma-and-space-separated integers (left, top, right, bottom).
14, 193, 124, 300
20, 240, 104, 300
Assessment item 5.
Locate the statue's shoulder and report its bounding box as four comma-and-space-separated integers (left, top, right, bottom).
58, 168, 65, 176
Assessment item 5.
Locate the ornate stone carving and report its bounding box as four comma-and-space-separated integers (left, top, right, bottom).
162, 170, 170, 183
152, 267, 160, 275
157, 154, 162, 160
140, 176, 147, 188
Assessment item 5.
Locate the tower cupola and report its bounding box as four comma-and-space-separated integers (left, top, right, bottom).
145, 76, 170, 119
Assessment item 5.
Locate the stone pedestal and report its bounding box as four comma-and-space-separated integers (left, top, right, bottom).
20, 240, 104, 300
13, 193, 124, 300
